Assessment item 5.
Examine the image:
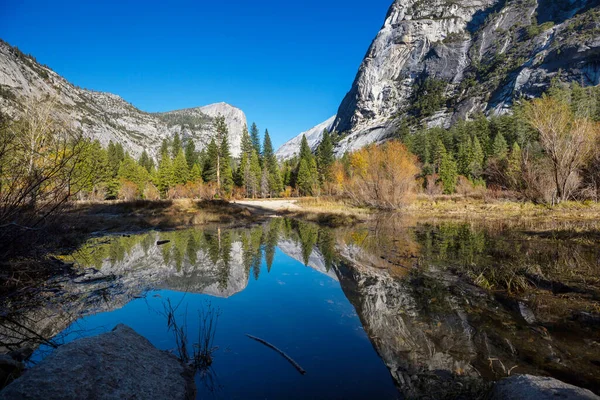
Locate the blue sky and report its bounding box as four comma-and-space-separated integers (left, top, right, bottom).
0, 0, 392, 148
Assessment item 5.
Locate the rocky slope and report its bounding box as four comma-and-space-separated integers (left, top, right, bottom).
0, 40, 247, 158
331, 0, 600, 154
275, 115, 336, 160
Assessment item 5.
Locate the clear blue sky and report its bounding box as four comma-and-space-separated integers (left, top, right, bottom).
0, 0, 392, 148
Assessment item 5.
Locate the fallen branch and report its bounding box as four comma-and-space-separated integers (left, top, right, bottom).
246, 334, 306, 375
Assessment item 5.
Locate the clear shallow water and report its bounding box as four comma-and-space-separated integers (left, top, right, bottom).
6, 217, 600, 398
32, 225, 399, 399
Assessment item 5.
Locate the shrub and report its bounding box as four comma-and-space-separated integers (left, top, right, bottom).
335, 141, 420, 209
118, 180, 139, 201
143, 182, 161, 200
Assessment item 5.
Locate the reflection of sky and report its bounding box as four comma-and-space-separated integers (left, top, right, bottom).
34, 248, 398, 400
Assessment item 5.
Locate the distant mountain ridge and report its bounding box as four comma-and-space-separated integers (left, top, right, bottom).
0, 40, 247, 158
275, 115, 336, 160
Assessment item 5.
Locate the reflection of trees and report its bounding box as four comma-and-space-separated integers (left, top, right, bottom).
296, 221, 319, 266
317, 228, 336, 272
217, 230, 232, 291
264, 219, 281, 272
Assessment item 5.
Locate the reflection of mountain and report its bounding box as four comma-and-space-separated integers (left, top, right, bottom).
331, 223, 600, 397
159, 242, 247, 298
276, 239, 338, 281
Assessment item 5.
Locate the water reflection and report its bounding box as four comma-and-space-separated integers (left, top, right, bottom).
2, 216, 600, 398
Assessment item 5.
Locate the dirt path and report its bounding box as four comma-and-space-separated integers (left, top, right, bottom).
233, 199, 301, 215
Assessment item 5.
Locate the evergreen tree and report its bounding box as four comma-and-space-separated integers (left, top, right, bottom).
171, 132, 182, 158
73, 139, 110, 197
439, 151, 458, 194
160, 139, 170, 159
107, 141, 125, 177
138, 150, 154, 173
296, 158, 312, 196
173, 148, 190, 185
184, 140, 198, 170
250, 122, 261, 161
118, 153, 149, 193
263, 129, 274, 164
432, 139, 446, 174
471, 136, 485, 179
262, 129, 282, 196
240, 150, 261, 197
190, 163, 203, 183
219, 135, 234, 194
203, 138, 219, 183
457, 140, 474, 177
492, 132, 509, 160
240, 124, 253, 156
157, 153, 174, 194
260, 167, 269, 198
317, 129, 334, 186
299, 134, 311, 161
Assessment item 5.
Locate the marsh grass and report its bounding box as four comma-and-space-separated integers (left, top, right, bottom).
162, 299, 220, 371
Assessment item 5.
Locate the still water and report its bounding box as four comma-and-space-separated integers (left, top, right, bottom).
7, 217, 600, 398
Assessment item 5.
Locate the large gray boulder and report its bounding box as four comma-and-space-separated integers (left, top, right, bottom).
491, 375, 600, 400
0, 324, 195, 400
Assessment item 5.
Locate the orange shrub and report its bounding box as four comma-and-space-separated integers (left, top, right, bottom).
335, 141, 420, 209
143, 182, 161, 200
118, 180, 139, 201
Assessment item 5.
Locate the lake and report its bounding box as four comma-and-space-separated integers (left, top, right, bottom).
3, 216, 600, 398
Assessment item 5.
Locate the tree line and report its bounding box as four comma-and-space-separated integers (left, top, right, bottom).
402, 82, 600, 203
71, 117, 290, 201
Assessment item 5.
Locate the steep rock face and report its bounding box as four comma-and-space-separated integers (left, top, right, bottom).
275, 115, 336, 160
0, 40, 247, 158
332, 0, 600, 155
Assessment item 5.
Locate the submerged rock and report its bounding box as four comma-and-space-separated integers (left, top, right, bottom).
0, 324, 195, 400
491, 375, 600, 400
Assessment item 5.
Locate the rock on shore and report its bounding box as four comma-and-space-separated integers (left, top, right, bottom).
0, 324, 195, 400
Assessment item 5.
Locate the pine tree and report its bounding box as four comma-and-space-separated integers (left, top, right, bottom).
262, 129, 282, 196
171, 132, 182, 158
173, 149, 190, 185
439, 151, 458, 194
219, 134, 234, 194
240, 124, 253, 156
296, 158, 312, 196
492, 132, 509, 160
138, 150, 154, 173
203, 138, 219, 183
250, 122, 261, 161
107, 141, 125, 177
184, 140, 197, 169
299, 134, 311, 161
457, 140, 474, 177
190, 163, 203, 183
248, 150, 262, 197
118, 153, 149, 193
260, 166, 269, 198
471, 136, 485, 179
157, 153, 174, 194
317, 129, 334, 185
432, 140, 446, 174
160, 139, 170, 159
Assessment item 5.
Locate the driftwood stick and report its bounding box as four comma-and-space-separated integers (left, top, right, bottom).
246, 334, 306, 375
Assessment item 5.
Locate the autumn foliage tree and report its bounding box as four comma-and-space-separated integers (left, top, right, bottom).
333, 141, 419, 209
524, 95, 600, 203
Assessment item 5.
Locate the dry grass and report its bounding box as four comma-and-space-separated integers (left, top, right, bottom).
407, 196, 600, 222
289, 197, 372, 226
